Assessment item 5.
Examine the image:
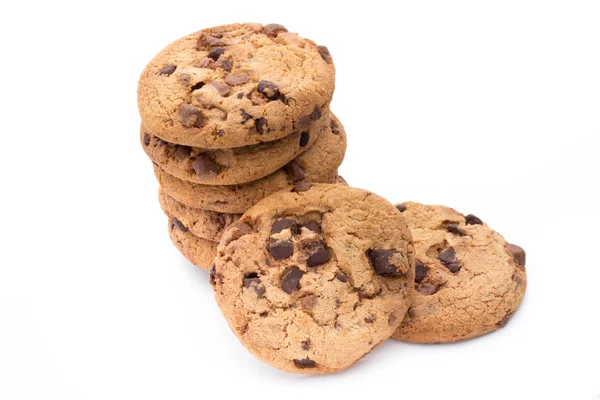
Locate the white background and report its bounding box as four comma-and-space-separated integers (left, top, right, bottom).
1, 1, 599, 399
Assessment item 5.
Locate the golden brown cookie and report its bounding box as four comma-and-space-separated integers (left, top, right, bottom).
392, 202, 527, 343
168, 218, 218, 270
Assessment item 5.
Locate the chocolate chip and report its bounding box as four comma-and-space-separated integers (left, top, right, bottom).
285, 161, 306, 181
263, 23, 288, 37
335, 272, 347, 283
496, 312, 515, 327
438, 248, 462, 273
257, 80, 280, 99
447, 223, 467, 237
310, 107, 322, 121
505, 244, 526, 268
293, 182, 313, 192
301, 339, 311, 350
178, 73, 191, 86
143, 133, 151, 146
205, 37, 226, 48
417, 283, 438, 295
465, 214, 483, 225
209, 81, 231, 97
255, 285, 266, 296
396, 204, 407, 212
316, 46, 333, 64
240, 109, 253, 122
299, 132, 310, 147
193, 59, 214, 69
364, 316, 374, 324
415, 260, 428, 283
178, 104, 205, 128
300, 294, 316, 310
158, 64, 176, 76
298, 115, 311, 130
269, 240, 294, 260
219, 59, 233, 72
306, 242, 330, 267
243, 272, 260, 288
236, 92, 244, 99
208, 47, 225, 61
208, 264, 218, 285
512, 271, 525, 287
255, 118, 268, 134
172, 218, 188, 232
303, 221, 321, 234
271, 219, 298, 234
190, 81, 205, 91
281, 267, 304, 294
367, 249, 407, 277
192, 154, 221, 176
216, 129, 224, 136
174, 145, 191, 161
225, 73, 249, 86
293, 358, 316, 369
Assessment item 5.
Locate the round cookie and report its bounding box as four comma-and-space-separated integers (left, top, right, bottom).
138, 23, 335, 148
160, 188, 241, 242
210, 184, 415, 374
154, 112, 347, 213
168, 218, 218, 270
392, 202, 527, 343
140, 108, 326, 185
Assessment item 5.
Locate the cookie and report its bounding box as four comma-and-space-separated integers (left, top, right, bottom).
392, 202, 527, 343
160, 188, 241, 242
154, 112, 347, 213
138, 23, 335, 148
168, 218, 218, 269
210, 184, 415, 374
140, 107, 326, 185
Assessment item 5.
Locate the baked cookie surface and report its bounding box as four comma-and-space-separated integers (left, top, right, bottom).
138, 23, 335, 148
210, 184, 415, 373
168, 218, 218, 270
392, 202, 527, 343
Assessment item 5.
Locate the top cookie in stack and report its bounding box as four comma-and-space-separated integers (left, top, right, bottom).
138, 23, 336, 186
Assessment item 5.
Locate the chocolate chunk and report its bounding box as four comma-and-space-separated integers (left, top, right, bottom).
269, 240, 294, 260
208, 47, 225, 61
301, 339, 311, 350
209, 81, 231, 97
263, 23, 288, 37
216, 129, 224, 137
208, 264, 218, 285
205, 36, 226, 48
285, 161, 306, 181
465, 214, 483, 225
193, 59, 214, 69
415, 260, 428, 283
225, 73, 249, 86
190, 81, 205, 91
240, 109, 252, 122
316, 46, 333, 64
178, 73, 191, 86
505, 244, 526, 268
310, 107, 322, 121
306, 242, 330, 267
367, 249, 407, 277
293, 182, 313, 192
298, 115, 311, 130
158, 64, 176, 76
255, 285, 266, 296
236, 92, 244, 99
335, 272, 347, 283
143, 133, 151, 146
396, 204, 407, 212
496, 312, 515, 327
299, 132, 310, 147
172, 218, 188, 232
178, 104, 205, 128
243, 272, 260, 288
512, 271, 525, 287
257, 80, 280, 99
174, 145, 191, 161
255, 118, 268, 134
281, 267, 304, 294
300, 294, 316, 310
219, 59, 232, 72
191, 154, 221, 176
303, 221, 321, 234
438, 248, 462, 273
447, 223, 467, 237
417, 283, 438, 295
364, 316, 374, 324
271, 219, 298, 235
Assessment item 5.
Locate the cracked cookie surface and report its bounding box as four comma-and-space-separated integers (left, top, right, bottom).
168, 218, 218, 269
392, 202, 527, 343
138, 23, 335, 148
154, 112, 347, 213
211, 184, 415, 374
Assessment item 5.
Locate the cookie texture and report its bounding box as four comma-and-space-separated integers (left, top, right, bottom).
154, 112, 347, 213
140, 108, 325, 185
211, 184, 415, 374
168, 218, 218, 269
160, 188, 241, 242
138, 23, 335, 148
392, 202, 527, 343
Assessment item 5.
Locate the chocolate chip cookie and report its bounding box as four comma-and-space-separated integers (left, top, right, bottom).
140, 107, 325, 185
168, 218, 218, 269
138, 23, 335, 148
154, 112, 347, 213
210, 184, 415, 373
392, 202, 527, 343
160, 188, 241, 242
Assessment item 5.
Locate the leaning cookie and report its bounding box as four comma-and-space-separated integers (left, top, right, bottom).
210, 184, 415, 374
140, 107, 326, 185
392, 202, 527, 343
138, 23, 335, 148
168, 218, 218, 269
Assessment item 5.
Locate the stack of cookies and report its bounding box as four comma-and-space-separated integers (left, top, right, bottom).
138, 23, 346, 269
